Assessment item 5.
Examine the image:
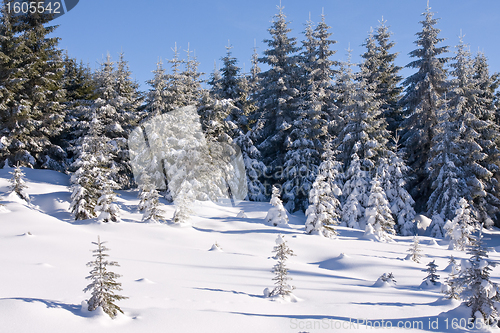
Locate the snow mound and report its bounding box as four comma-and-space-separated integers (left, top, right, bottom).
363, 224, 379, 241
37, 263, 53, 268
209, 243, 223, 252
19, 232, 34, 237
372, 279, 392, 288
268, 293, 300, 303
135, 278, 155, 284
428, 239, 440, 246
419, 278, 442, 290
0, 205, 9, 213
236, 210, 247, 218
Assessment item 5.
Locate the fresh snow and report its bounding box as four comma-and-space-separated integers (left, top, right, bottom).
2, 169, 500, 332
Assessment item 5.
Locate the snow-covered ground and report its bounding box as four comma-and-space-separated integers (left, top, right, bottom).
1, 168, 500, 332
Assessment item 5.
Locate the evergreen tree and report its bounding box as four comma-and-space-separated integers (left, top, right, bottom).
399, 3, 449, 212
139, 173, 165, 223
341, 153, 367, 229
305, 142, 342, 237
83, 236, 128, 318
9, 163, 29, 202
95, 172, 120, 223
368, 19, 403, 136
377, 141, 416, 236
254, 5, 300, 174
365, 178, 395, 240
164, 44, 186, 112
265, 185, 289, 226
0, 0, 67, 170
444, 198, 476, 250
443, 256, 461, 300
422, 260, 440, 284
144, 58, 167, 118
269, 234, 295, 297
455, 230, 500, 325
407, 236, 423, 263
427, 99, 466, 238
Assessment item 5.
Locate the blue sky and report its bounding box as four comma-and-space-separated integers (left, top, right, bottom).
51, 0, 500, 91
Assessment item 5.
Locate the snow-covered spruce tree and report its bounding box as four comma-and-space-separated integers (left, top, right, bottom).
443, 255, 461, 300
365, 178, 395, 241
427, 98, 466, 238
377, 142, 416, 236
84, 236, 128, 318
266, 185, 289, 226
399, 3, 449, 212
444, 198, 476, 251
163, 44, 186, 112
455, 230, 500, 325
472, 52, 500, 226
366, 18, 403, 137
449, 39, 500, 227
254, 5, 300, 176
282, 14, 336, 212
269, 234, 295, 298
94, 172, 120, 223
9, 164, 30, 202
422, 260, 440, 285
144, 59, 168, 118
140, 182, 165, 223
341, 153, 367, 229
407, 236, 423, 263
69, 114, 104, 220
0, 2, 66, 170
305, 142, 342, 237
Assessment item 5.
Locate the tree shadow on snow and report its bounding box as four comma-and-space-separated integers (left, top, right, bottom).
194, 287, 262, 299
0, 297, 91, 318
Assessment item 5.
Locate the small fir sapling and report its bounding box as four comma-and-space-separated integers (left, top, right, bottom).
269, 234, 295, 297
9, 164, 30, 202
423, 260, 440, 285
265, 185, 289, 226
407, 236, 423, 263
83, 236, 128, 318
379, 272, 397, 285
141, 183, 165, 223
443, 256, 461, 300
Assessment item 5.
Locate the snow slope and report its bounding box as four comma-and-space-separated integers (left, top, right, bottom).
1, 168, 499, 333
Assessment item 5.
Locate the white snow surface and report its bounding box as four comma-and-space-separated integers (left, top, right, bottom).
1, 169, 500, 332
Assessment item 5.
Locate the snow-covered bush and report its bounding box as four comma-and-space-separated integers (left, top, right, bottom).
269, 234, 295, 298
265, 185, 288, 226
83, 236, 128, 318
9, 164, 30, 203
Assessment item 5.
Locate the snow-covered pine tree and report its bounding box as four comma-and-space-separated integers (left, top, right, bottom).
265, 185, 289, 226
141, 183, 165, 223
377, 138, 416, 236
163, 44, 186, 112
69, 114, 104, 220
407, 236, 423, 263
341, 153, 367, 229
0, 1, 66, 170
368, 18, 403, 137
447, 36, 495, 228
455, 230, 500, 325
399, 3, 449, 212
305, 141, 342, 237
427, 98, 466, 238
83, 236, 128, 318
444, 198, 476, 250
254, 5, 300, 175
282, 14, 335, 212
269, 234, 295, 298
9, 164, 30, 202
422, 260, 440, 285
181, 44, 203, 108
95, 172, 120, 223
472, 52, 500, 226
443, 255, 461, 300
144, 59, 167, 118
365, 178, 395, 241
